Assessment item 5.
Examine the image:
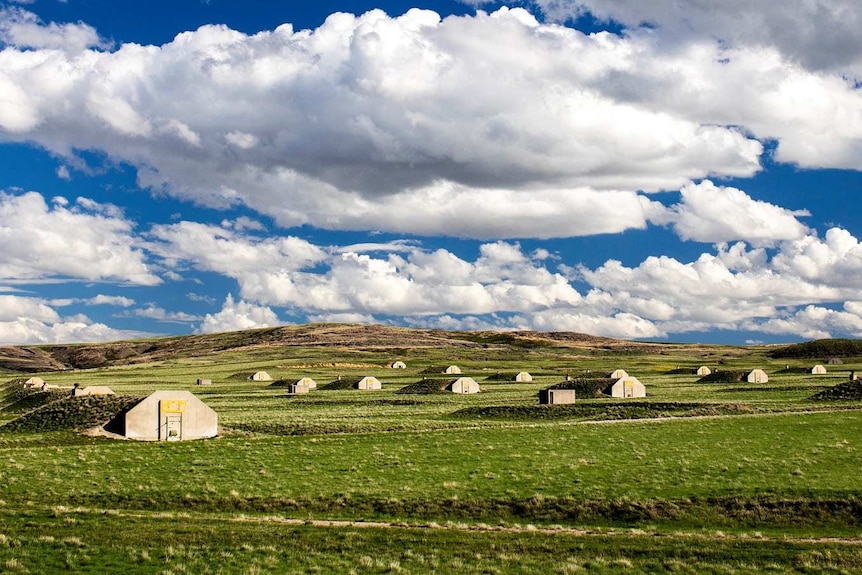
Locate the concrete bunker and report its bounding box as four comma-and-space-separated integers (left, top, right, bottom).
113, 390, 218, 441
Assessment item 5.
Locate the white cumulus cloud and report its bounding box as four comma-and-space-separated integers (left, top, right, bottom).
197, 293, 281, 334
0, 191, 159, 285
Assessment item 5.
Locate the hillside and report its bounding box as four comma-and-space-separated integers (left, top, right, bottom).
767, 338, 862, 359
0, 323, 731, 373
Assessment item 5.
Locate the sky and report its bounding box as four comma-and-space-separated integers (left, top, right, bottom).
0, 0, 861, 346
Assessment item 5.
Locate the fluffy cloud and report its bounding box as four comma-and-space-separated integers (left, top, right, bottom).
146, 217, 862, 340
649, 180, 810, 245
577, 227, 862, 335
196, 293, 280, 334
0, 8, 772, 238
0, 191, 159, 284
0, 7, 108, 52
746, 305, 862, 340
0, 294, 143, 344
132, 305, 201, 323
525, 0, 862, 75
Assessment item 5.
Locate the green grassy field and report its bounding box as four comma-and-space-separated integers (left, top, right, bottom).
1, 335, 861, 573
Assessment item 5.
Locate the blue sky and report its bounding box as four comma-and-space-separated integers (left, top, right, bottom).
1, 0, 861, 345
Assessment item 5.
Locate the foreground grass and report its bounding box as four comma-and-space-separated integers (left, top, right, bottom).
1, 410, 861, 534
2, 509, 862, 574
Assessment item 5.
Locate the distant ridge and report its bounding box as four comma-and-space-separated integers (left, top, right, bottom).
0, 323, 713, 373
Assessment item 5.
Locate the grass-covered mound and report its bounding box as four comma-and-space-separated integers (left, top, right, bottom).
809, 380, 862, 401
3, 395, 143, 432
268, 378, 291, 387
0, 379, 68, 413
697, 371, 746, 383
452, 402, 757, 421
664, 368, 698, 375
483, 372, 519, 381
319, 377, 375, 391
769, 338, 862, 359
227, 371, 256, 380
396, 379, 450, 394
544, 378, 615, 398
776, 366, 812, 374
420, 366, 458, 375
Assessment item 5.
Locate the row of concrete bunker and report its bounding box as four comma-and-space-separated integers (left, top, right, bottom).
222, 366, 651, 402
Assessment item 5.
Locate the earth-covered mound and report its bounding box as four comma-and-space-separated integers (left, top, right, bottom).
697, 371, 747, 383
396, 379, 451, 394
544, 378, 616, 398
3, 395, 143, 432
809, 380, 862, 401
769, 339, 862, 359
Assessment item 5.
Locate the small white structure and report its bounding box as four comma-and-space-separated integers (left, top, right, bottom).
746, 369, 769, 383
289, 383, 310, 394
607, 376, 646, 399
24, 377, 45, 388
810, 365, 827, 375
196, 379, 212, 386
515, 371, 533, 382
72, 385, 115, 397
447, 377, 480, 394
696, 366, 712, 376
356, 376, 382, 390
249, 371, 272, 381
390, 361, 407, 369
444, 365, 461, 375
119, 390, 217, 441
539, 389, 576, 404
609, 369, 628, 379
293, 377, 317, 389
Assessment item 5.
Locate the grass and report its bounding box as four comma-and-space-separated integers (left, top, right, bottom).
0, 333, 861, 571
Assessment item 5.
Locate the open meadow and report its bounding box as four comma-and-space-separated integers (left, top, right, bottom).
0, 327, 861, 573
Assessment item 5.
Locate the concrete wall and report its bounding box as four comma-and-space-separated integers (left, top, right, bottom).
539, 389, 576, 404
810, 365, 827, 375
747, 369, 768, 383
448, 377, 480, 394
515, 372, 532, 382
609, 369, 628, 379
390, 361, 406, 369
609, 376, 646, 398
444, 365, 461, 375
697, 366, 711, 376
73, 386, 115, 397
295, 377, 317, 389
196, 379, 212, 386
289, 384, 310, 394
356, 376, 381, 390
250, 371, 272, 381
123, 390, 218, 441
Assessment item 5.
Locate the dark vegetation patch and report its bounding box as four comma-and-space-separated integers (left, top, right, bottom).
769, 338, 862, 359
419, 366, 455, 375
810, 380, 862, 401
319, 377, 365, 391
396, 379, 450, 394
2, 395, 143, 432
718, 385, 832, 393
544, 378, 616, 398
483, 372, 520, 381
60, 492, 862, 531
227, 371, 256, 380
268, 378, 292, 387
776, 366, 813, 374
451, 402, 757, 421
664, 367, 698, 375
697, 371, 747, 383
